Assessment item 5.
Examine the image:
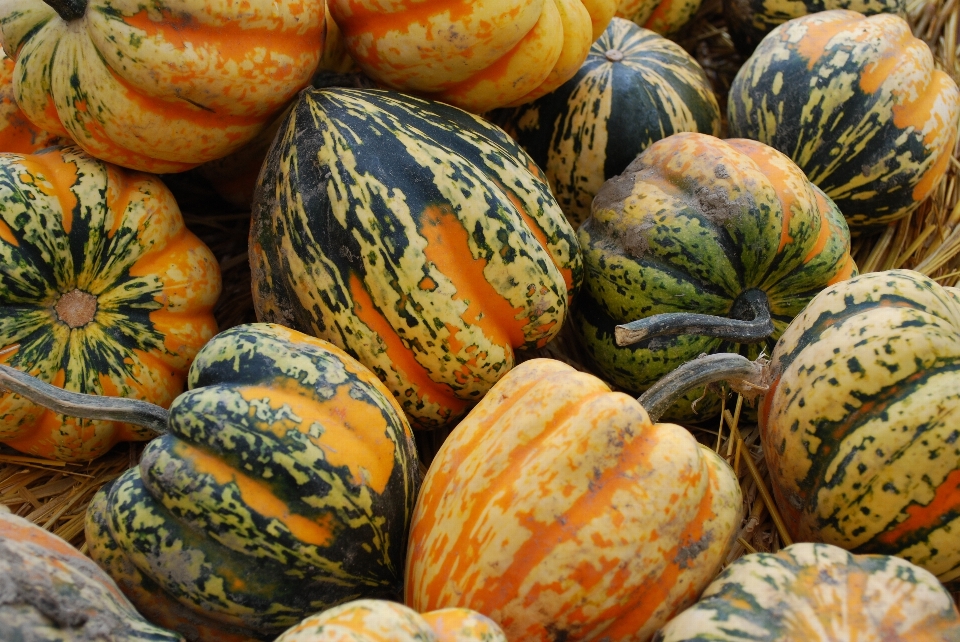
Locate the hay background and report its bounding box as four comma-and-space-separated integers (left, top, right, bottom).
1, 0, 957, 605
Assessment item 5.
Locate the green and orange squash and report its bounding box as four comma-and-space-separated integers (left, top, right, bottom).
404, 357, 743, 642
0, 0, 326, 173
0, 46, 60, 153
727, 10, 960, 230
615, 0, 703, 35
0, 145, 220, 461
493, 17, 720, 227
574, 132, 855, 422
250, 87, 582, 429
654, 542, 960, 641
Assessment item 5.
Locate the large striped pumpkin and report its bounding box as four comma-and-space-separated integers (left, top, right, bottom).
574, 133, 856, 422
85, 323, 421, 642
405, 357, 743, 642
250, 88, 582, 429
728, 10, 960, 231
326, 0, 617, 113
493, 18, 720, 227
0, 0, 325, 173
0, 145, 220, 461
0, 46, 60, 153
759, 269, 960, 583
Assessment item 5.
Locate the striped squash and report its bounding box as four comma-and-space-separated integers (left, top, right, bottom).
654, 543, 960, 642
616, 0, 702, 35
760, 269, 960, 583
0, 511, 184, 642
0, 0, 325, 173
404, 357, 743, 642
275, 600, 507, 642
250, 88, 582, 430
728, 10, 960, 231
326, 0, 618, 113
0, 46, 60, 153
575, 132, 856, 422
493, 17, 720, 227
85, 323, 421, 642
0, 145, 220, 461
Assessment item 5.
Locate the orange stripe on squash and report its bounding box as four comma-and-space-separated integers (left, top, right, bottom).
876, 467, 960, 548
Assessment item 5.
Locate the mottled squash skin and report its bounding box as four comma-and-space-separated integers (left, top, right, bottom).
0, 511, 183, 642
250, 88, 582, 430
728, 10, 960, 231
405, 357, 743, 642
85, 323, 422, 642
0, 47, 60, 153
0, 146, 220, 461
615, 0, 703, 35
654, 543, 960, 642
760, 270, 960, 584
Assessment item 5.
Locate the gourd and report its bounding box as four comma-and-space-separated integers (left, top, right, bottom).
0, 0, 326, 173
0, 145, 220, 461
616, 0, 702, 35
574, 132, 855, 422
727, 10, 960, 231
250, 87, 582, 429
493, 18, 720, 227
274, 600, 507, 641
0, 510, 184, 641
404, 357, 743, 642
654, 542, 960, 641
326, 0, 618, 113
0, 46, 60, 153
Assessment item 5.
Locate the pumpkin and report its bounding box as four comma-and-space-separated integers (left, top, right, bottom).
0, 145, 220, 461
0, 510, 184, 641
574, 132, 856, 423
727, 10, 960, 231
492, 18, 720, 228
654, 542, 960, 642
250, 87, 582, 430
326, 0, 617, 113
0, 0, 326, 173
274, 600, 507, 641
0, 46, 60, 153
404, 357, 743, 642
615, 0, 702, 35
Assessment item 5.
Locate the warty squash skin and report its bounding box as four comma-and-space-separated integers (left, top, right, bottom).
728, 10, 960, 231
0, 145, 220, 461
0, 46, 60, 153
0, 510, 184, 642
0, 0, 325, 173
654, 542, 960, 642
250, 87, 582, 430
84, 323, 422, 642
404, 357, 743, 642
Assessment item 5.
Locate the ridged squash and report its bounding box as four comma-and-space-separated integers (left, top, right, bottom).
0, 46, 60, 153
616, 0, 703, 35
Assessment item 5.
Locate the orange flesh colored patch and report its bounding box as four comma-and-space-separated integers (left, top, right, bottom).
103, 165, 137, 240
804, 191, 836, 264
0, 217, 17, 246
792, 12, 871, 72
175, 441, 337, 548
21, 153, 79, 235
341, 0, 480, 53
876, 467, 960, 548
238, 380, 397, 495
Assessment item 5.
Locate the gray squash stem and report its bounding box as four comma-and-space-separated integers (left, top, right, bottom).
0, 364, 169, 434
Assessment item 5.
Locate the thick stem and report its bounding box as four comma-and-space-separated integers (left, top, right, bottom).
44, 0, 87, 21
638, 353, 767, 423
0, 365, 168, 434
615, 288, 774, 347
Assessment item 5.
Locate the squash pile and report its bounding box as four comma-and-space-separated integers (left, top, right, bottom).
0, 1, 959, 641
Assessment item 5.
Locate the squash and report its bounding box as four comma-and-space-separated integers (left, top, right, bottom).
727, 10, 960, 231
0, 46, 60, 153
492, 18, 720, 227
616, 0, 703, 35
250, 87, 582, 430
274, 600, 507, 641
0, 0, 326, 173
0, 145, 220, 461
404, 357, 743, 642
326, 0, 617, 113
574, 132, 856, 423
654, 542, 960, 641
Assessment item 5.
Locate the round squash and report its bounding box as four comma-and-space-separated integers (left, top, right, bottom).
616, 0, 702, 35
654, 542, 960, 641
493, 17, 720, 228
727, 10, 960, 231
0, 46, 60, 153
574, 132, 856, 422
0, 145, 220, 461
0, 510, 184, 641
0, 0, 326, 173
326, 0, 617, 113
274, 600, 507, 641
404, 357, 743, 642
250, 87, 582, 429
77, 323, 422, 641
